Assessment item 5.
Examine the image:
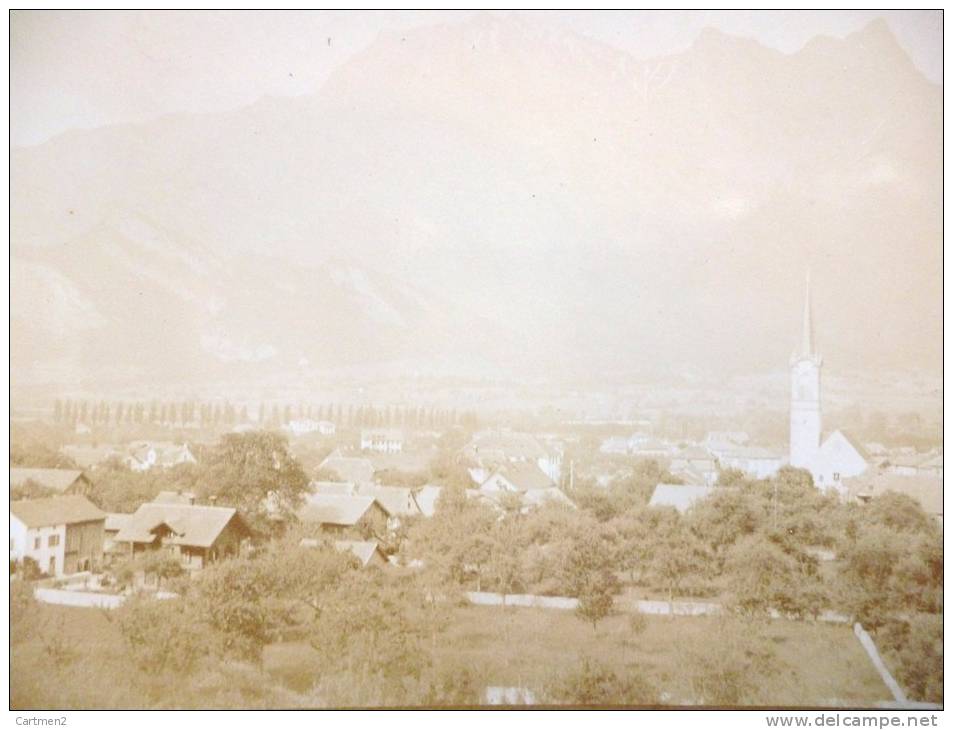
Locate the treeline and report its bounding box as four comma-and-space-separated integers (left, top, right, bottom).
51, 399, 478, 431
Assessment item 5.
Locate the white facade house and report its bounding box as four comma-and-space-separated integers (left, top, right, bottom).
284, 419, 336, 436
125, 442, 197, 472
11, 495, 106, 576
360, 429, 403, 454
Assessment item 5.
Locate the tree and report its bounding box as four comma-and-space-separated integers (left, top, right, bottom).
309, 570, 436, 704
723, 533, 824, 619
201, 431, 309, 529
648, 519, 710, 608
117, 596, 212, 673
561, 531, 619, 631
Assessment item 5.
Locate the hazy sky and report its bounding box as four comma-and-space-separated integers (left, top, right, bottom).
11, 10, 942, 147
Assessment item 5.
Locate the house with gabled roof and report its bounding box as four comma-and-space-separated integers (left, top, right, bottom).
113, 501, 251, 571
354, 484, 420, 519
295, 494, 390, 538
11, 495, 106, 576
466, 429, 562, 483
480, 462, 555, 494
10, 468, 92, 498
125, 441, 197, 472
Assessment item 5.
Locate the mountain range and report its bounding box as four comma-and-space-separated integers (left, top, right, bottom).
11, 15, 941, 392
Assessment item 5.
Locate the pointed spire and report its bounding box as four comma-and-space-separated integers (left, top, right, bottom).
801, 269, 814, 357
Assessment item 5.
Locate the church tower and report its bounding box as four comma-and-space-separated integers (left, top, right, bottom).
789, 272, 822, 469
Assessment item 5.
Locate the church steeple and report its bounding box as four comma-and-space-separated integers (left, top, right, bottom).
790, 269, 822, 470
801, 270, 814, 358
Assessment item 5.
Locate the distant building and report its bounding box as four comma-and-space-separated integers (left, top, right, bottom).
11, 495, 106, 576
318, 452, 376, 484
125, 441, 196, 472
284, 419, 336, 436
670, 447, 718, 484
360, 429, 403, 454
10, 468, 93, 497
466, 430, 562, 482
716, 446, 784, 480
113, 501, 251, 571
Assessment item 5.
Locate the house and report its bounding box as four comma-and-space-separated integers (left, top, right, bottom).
125, 441, 197, 472
311, 481, 358, 496
354, 484, 421, 519
318, 453, 376, 484
284, 418, 337, 436
521, 487, 576, 510
811, 430, 870, 493
413, 485, 444, 518
629, 437, 677, 460
113, 502, 251, 571
478, 463, 574, 513
885, 453, 942, 480
11, 495, 106, 576
479, 462, 555, 494
648, 483, 716, 514
845, 472, 943, 526
10, 468, 93, 497
103, 512, 132, 563
466, 430, 562, 483
714, 446, 783, 480
670, 447, 718, 484
295, 494, 390, 537
360, 429, 403, 454
300, 538, 388, 568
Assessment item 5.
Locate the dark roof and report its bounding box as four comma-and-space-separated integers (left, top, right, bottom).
11, 495, 105, 528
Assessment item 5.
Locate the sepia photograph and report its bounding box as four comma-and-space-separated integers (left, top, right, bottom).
7, 9, 943, 713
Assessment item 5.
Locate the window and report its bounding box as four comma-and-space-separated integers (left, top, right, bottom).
48, 534, 60, 547
33, 537, 41, 550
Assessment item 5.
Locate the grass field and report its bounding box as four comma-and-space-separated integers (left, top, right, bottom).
13, 601, 892, 708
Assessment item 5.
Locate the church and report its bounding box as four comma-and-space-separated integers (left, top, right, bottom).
789, 274, 869, 495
